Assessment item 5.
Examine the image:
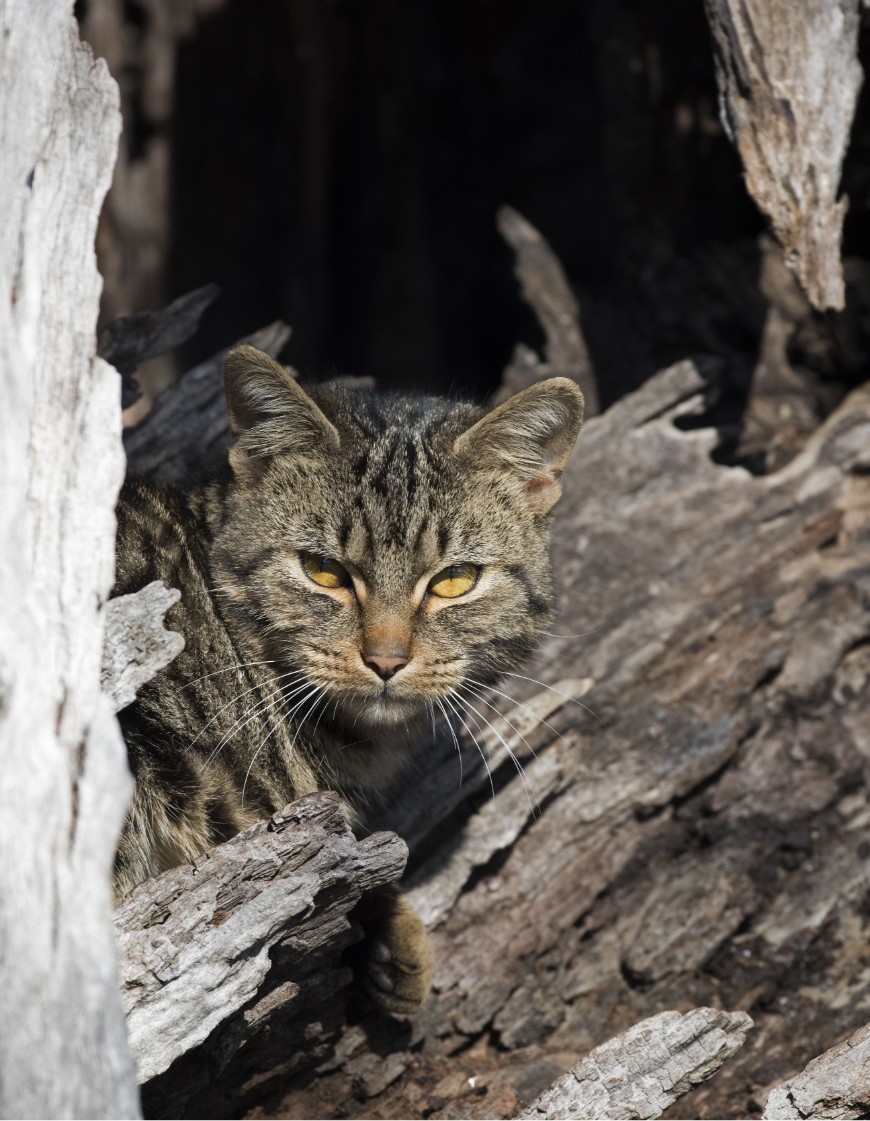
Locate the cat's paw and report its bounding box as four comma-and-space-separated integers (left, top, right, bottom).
359, 895, 434, 1016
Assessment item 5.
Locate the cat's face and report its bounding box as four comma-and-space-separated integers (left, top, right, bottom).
211, 347, 583, 735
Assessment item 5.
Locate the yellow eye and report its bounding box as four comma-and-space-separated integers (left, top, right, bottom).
301, 552, 351, 589
428, 563, 480, 599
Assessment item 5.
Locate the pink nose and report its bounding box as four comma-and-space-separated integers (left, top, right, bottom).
364, 654, 408, 680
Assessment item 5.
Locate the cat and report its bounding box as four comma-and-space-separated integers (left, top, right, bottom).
113, 343, 584, 1014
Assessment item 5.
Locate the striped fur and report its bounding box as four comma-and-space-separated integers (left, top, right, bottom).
114, 347, 582, 1009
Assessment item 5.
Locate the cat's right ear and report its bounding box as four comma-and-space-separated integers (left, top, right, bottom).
453, 377, 584, 514
224, 345, 339, 484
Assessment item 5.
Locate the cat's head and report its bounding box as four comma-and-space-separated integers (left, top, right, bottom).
211, 345, 583, 735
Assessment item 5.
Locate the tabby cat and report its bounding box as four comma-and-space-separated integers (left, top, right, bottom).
114, 344, 584, 1013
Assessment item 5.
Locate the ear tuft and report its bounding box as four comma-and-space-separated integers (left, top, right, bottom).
224, 345, 339, 483
453, 377, 584, 513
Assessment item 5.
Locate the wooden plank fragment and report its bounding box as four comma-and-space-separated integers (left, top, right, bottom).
495, 205, 599, 414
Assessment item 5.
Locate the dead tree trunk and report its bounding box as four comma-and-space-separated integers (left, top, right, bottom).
0, 2, 138, 1117
704, 0, 863, 311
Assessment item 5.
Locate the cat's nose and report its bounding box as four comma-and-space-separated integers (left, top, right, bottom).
364, 653, 408, 680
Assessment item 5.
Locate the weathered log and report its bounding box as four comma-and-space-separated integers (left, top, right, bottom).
0, 2, 138, 1116
130, 351, 870, 1119
255, 359, 870, 1119
762, 1021, 870, 1120
123, 319, 291, 483
99, 283, 220, 407
495, 205, 599, 415
516, 1008, 753, 1120
102, 581, 185, 712
115, 792, 407, 1086
704, 0, 862, 311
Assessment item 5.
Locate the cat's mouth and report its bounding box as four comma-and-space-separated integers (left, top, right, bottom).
333, 684, 431, 731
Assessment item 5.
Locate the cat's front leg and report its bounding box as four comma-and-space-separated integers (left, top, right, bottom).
352, 886, 434, 1016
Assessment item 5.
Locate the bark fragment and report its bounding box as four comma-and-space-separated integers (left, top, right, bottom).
102, 581, 185, 712
517, 1008, 753, 1120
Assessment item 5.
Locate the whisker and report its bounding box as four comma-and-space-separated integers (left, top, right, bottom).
241, 683, 324, 805
186, 669, 305, 751
447, 688, 538, 815
464, 676, 568, 745
308, 686, 333, 741
427, 699, 438, 745
460, 682, 543, 767
202, 677, 312, 770
502, 671, 608, 730
539, 628, 601, 639
202, 688, 292, 775
435, 697, 464, 791
179, 659, 283, 690
440, 693, 496, 801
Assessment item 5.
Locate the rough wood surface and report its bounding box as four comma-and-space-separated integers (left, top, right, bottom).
116, 792, 406, 1088
238, 356, 870, 1121
495, 205, 599, 415
125, 350, 870, 1120
0, 3, 138, 1117
517, 1008, 753, 1120
704, 0, 862, 311
102, 581, 185, 712
762, 1021, 870, 1120
124, 319, 291, 483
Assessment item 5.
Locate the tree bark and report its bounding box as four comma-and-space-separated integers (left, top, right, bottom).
127, 352, 870, 1120
704, 0, 863, 311
115, 792, 407, 1087
762, 1021, 870, 1120
517, 1008, 753, 1120
0, 2, 138, 1116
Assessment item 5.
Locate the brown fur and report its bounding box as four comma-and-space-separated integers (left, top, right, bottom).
114, 346, 583, 1012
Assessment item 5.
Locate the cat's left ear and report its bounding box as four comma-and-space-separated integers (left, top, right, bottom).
224, 345, 339, 483
453, 377, 584, 513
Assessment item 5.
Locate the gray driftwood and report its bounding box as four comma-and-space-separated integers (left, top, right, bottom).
115, 792, 407, 1086
516, 1008, 753, 1120
704, 0, 862, 311
0, 3, 139, 1117
102, 581, 185, 712
763, 1021, 870, 1120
